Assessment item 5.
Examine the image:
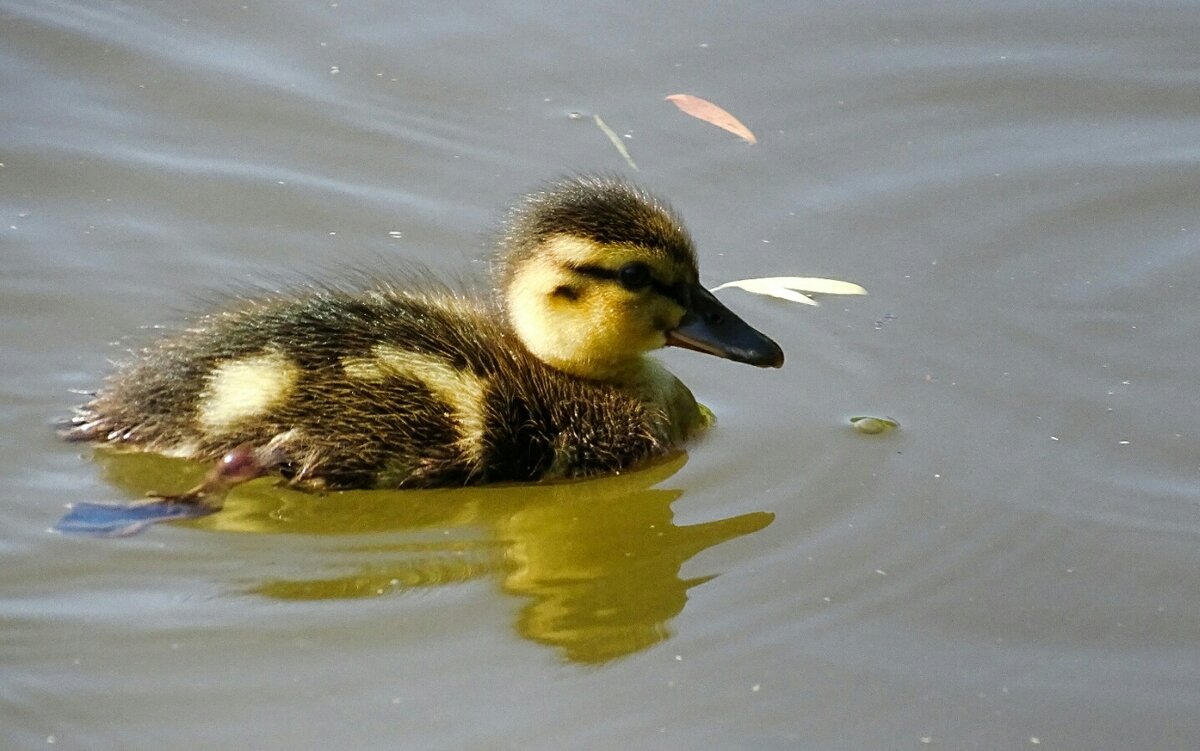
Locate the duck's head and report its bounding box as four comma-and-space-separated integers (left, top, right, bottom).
499, 176, 784, 381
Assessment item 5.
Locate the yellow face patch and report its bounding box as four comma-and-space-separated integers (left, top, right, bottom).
343, 345, 489, 468
505, 234, 690, 380
198, 351, 300, 434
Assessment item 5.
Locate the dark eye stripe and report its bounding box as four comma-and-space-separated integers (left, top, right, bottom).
570, 263, 690, 308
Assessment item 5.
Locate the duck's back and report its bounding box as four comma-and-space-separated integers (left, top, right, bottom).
67, 285, 676, 488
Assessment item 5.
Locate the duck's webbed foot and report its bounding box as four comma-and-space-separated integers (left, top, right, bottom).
139, 442, 273, 509
56, 443, 281, 537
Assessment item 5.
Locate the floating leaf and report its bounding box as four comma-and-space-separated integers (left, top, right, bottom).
711, 277, 867, 306
849, 416, 900, 435
665, 94, 757, 144
592, 114, 639, 171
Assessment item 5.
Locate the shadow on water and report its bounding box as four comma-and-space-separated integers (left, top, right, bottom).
89, 449, 774, 663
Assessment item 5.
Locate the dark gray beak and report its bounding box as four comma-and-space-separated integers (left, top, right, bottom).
665, 285, 784, 368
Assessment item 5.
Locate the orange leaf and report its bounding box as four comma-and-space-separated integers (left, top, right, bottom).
665, 94, 757, 144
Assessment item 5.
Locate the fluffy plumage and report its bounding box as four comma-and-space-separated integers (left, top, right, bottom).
63, 176, 783, 492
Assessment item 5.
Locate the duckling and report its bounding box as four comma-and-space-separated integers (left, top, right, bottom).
61, 176, 783, 513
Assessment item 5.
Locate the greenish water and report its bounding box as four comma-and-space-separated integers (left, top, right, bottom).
4, 1, 1199, 749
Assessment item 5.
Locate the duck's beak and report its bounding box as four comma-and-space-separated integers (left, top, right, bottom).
665, 285, 785, 368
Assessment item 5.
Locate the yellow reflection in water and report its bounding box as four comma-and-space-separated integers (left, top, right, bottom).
94, 449, 773, 663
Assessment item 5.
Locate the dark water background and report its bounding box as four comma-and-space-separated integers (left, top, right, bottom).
3, 2, 1199, 749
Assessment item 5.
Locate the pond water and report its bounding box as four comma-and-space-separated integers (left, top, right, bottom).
4, 1, 1199, 749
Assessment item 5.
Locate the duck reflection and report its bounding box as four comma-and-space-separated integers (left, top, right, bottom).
94, 449, 773, 663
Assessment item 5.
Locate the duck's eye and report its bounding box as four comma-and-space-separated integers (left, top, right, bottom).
618, 262, 653, 291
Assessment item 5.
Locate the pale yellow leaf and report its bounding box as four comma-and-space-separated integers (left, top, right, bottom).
712, 278, 819, 305
711, 276, 867, 306
665, 94, 757, 144
748, 276, 868, 295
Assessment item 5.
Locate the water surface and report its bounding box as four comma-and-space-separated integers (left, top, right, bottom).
3, 1, 1199, 749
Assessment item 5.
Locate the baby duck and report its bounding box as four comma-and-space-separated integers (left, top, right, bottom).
62, 176, 783, 510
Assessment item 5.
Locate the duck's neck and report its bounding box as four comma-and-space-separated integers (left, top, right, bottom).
622, 357, 703, 442
524, 334, 706, 444
529, 348, 642, 384
551, 354, 704, 443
